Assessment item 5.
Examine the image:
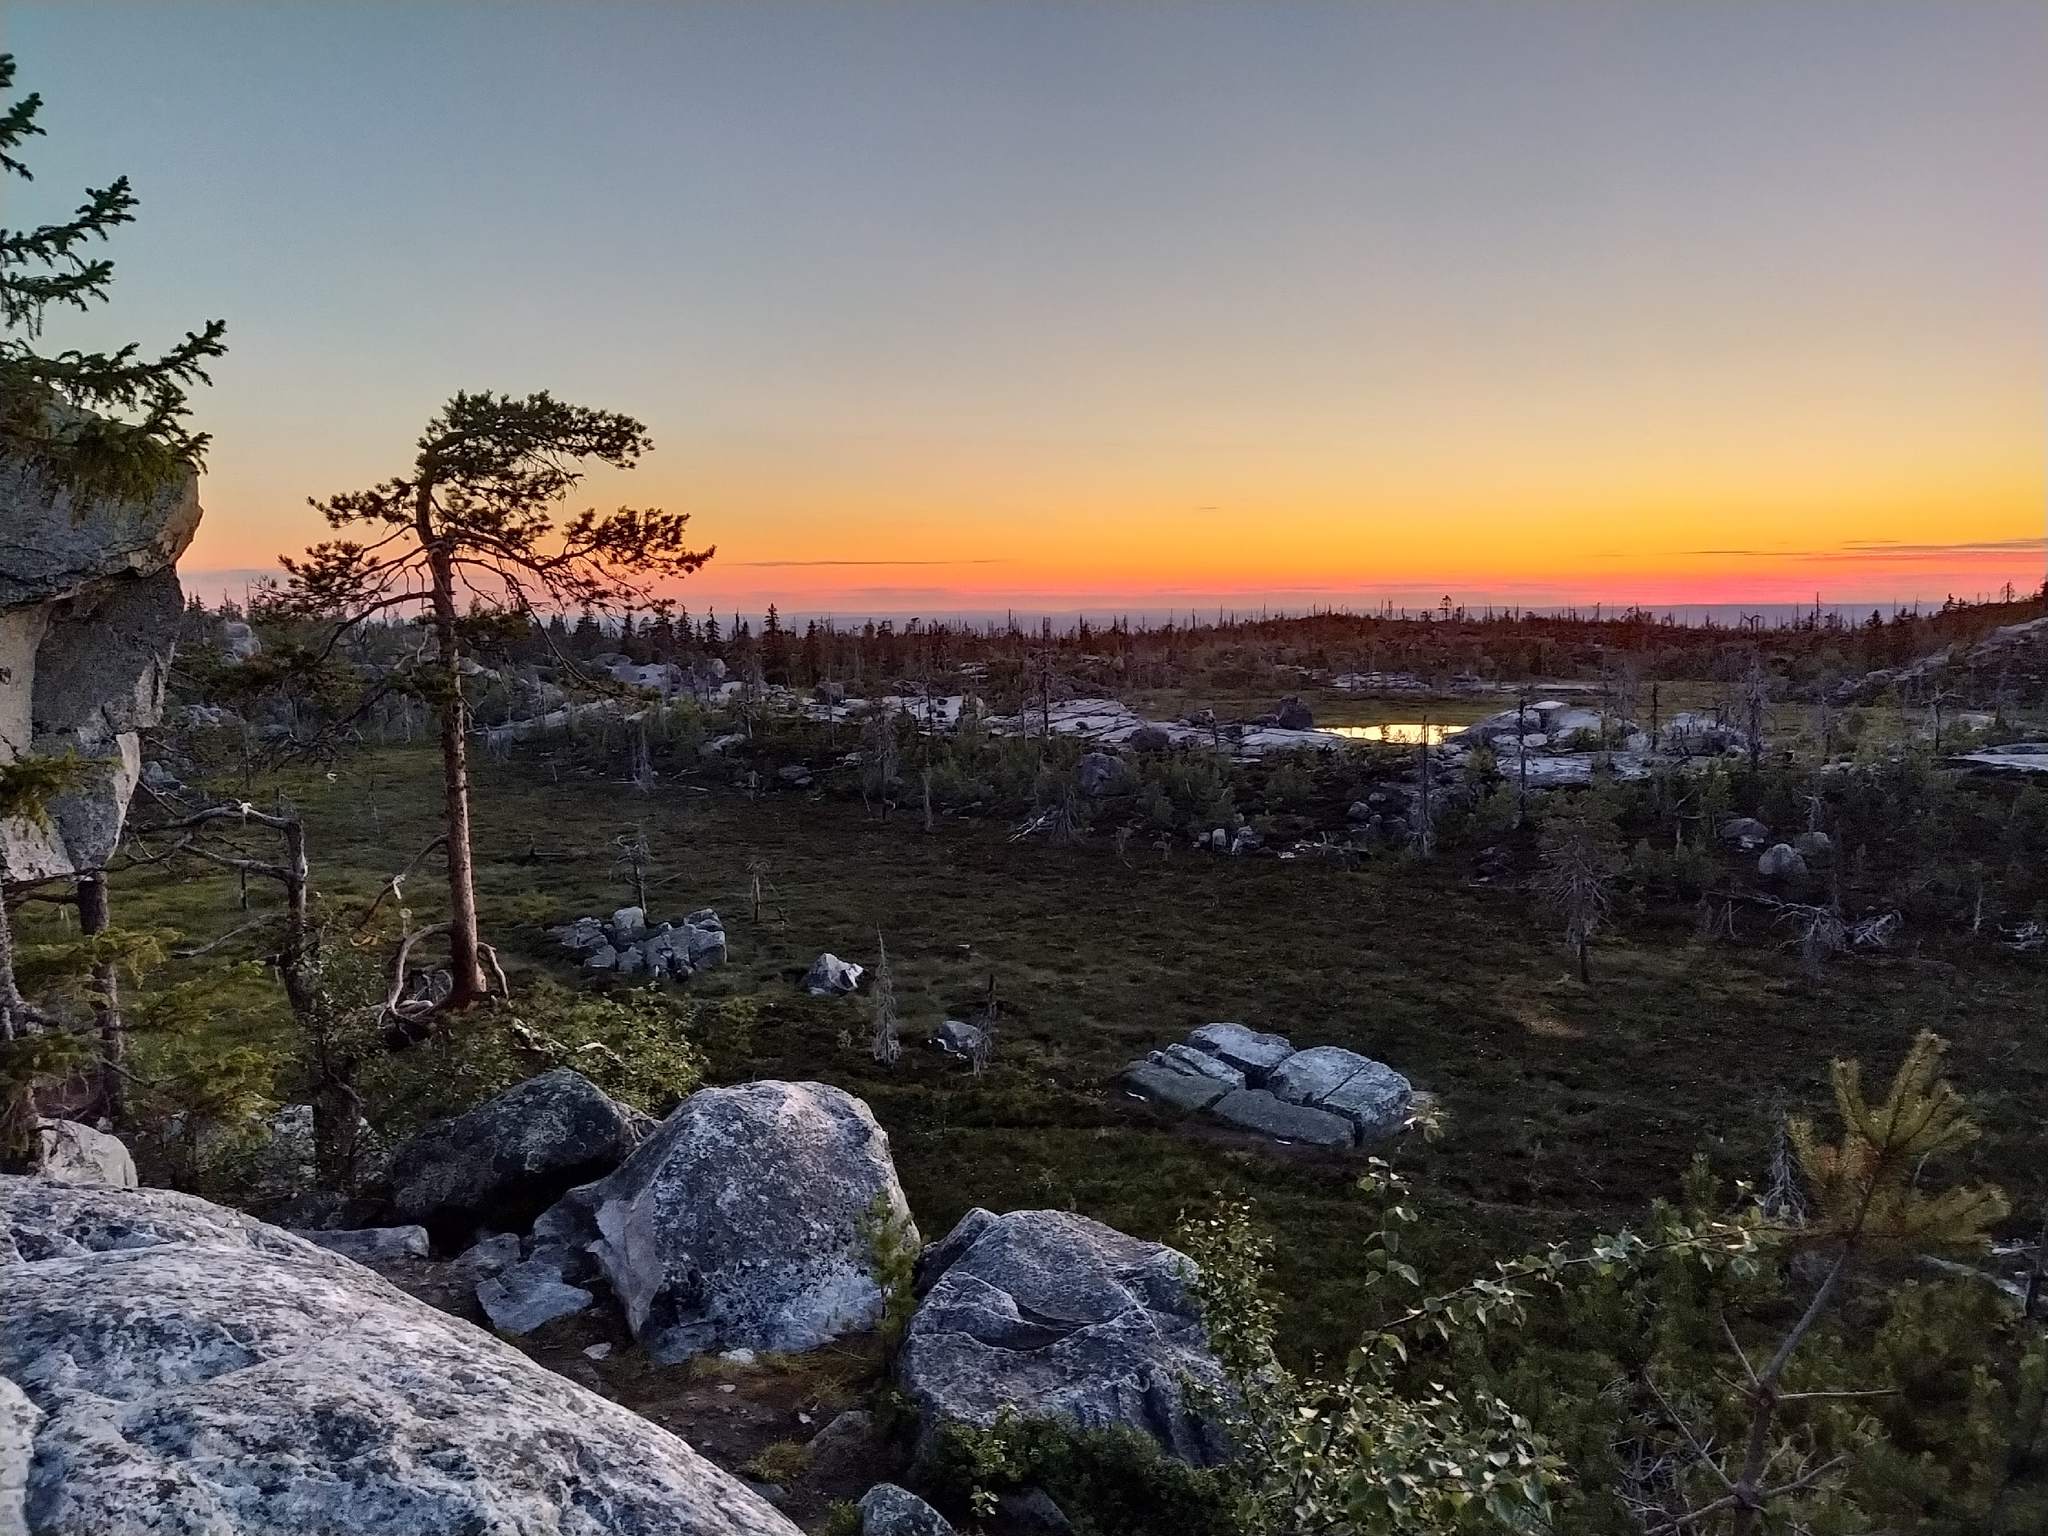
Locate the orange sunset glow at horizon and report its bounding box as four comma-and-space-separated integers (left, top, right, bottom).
16, 2, 2045, 617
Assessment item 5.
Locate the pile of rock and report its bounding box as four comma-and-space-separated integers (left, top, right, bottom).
551, 905, 727, 979
1121, 1023, 1413, 1150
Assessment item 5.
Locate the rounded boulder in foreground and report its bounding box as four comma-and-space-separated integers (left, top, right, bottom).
579, 1081, 917, 1363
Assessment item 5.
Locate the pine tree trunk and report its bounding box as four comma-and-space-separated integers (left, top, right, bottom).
423, 521, 490, 1007
77, 873, 124, 1125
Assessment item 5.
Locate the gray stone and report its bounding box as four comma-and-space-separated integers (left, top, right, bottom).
546, 1081, 917, 1363
684, 921, 728, 967
1157, 1043, 1244, 1086
0, 1177, 798, 1536
477, 1252, 595, 1335
803, 1409, 882, 1489
1794, 829, 1833, 859
449, 1231, 522, 1280
804, 953, 865, 996
1267, 1047, 1413, 1139
552, 916, 608, 952
899, 1208, 1226, 1464
1758, 843, 1808, 880
859, 1483, 956, 1536
1208, 1088, 1355, 1149
1719, 816, 1772, 848
29, 1120, 135, 1188
999, 1490, 1073, 1534
584, 943, 621, 970
1120, 1062, 1229, 1113
1, 430, 198, 883
1185, 1022, 1295, 1083
612, 905, 647, 939
385, 1067, 640, 1238
1316, 1062, 1413, 1143
294, 1225, 429, 1263
1075, 752, 1125, 797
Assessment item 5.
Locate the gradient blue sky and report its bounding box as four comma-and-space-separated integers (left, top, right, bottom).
9, 1, 2045, 616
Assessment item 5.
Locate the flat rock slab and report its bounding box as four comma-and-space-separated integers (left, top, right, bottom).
1268, 1047, 1413, 1142
1185, 1023, 1295, 1083
1120, 1062, 1228, 1114
1155, 1043, 1244, 1086
1209, 1089, 1354, 1149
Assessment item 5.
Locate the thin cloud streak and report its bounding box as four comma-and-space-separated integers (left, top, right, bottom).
727, 558, 1012, 568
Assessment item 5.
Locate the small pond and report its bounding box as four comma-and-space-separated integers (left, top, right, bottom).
1316, 722, 1467, 745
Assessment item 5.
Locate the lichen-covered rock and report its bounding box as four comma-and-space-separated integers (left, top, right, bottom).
1, 440, 198, 882
29, 1122, 134, 1189
384, 1067, 640, 1239
899, 1208, 1226, 1464
859, 1483, 956, 1536
0, 1177, 797, 1536
547, 1081, 916, 1363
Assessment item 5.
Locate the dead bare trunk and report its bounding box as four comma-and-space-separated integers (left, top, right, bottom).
76, 874, 124, 1125
420, 503, 490, 1007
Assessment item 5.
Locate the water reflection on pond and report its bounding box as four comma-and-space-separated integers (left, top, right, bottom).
1317, 722, 1466, 745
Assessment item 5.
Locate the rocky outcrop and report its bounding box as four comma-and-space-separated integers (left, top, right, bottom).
28, 1122, 134, 1189
0, 442, 198, 881
541, 1081, 916, 1362
553, 908, 727, 981
1123, 1027, 1413, 1150
899, 1208, 1226, 1465
384, 1067, 641, 1240
0, 1176, 799, 1535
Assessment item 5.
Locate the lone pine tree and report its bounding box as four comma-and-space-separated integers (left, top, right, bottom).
277, 390, 712, 1006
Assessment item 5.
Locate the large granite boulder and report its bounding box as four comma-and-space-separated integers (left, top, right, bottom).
0, 1176, 798, 1535
543, 1081, 916, 1363
384, 1067, 641, 1240
1, 438, 198, 882
899, 1208, 1226, 1465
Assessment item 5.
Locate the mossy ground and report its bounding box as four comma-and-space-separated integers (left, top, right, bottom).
58, 740, 2047, 1365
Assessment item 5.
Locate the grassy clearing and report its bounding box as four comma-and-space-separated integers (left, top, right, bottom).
64, 742, 2048, 1363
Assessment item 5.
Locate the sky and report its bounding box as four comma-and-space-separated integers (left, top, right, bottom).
9, 1, 2046, 619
